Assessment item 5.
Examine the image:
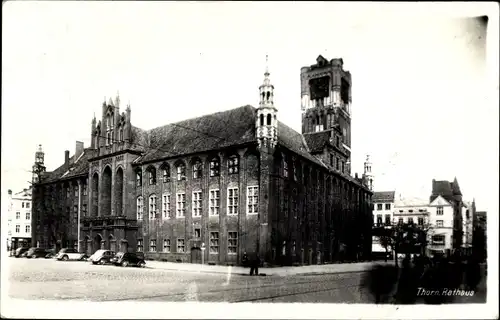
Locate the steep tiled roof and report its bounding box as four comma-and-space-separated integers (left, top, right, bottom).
430, 179, 455, 203
372, 191, 395, 202
136, 105, 256, 163
303, 131, 330, 153
40, 148, 91, 184
131, 105, 367, 189
14, 188, 32, 197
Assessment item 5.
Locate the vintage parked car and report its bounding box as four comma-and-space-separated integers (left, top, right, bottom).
111, 252, 146, 268
89, 249, 116, 265
56, 248, 88, 261
14, 247, 30, 258
26, 247, 51, 259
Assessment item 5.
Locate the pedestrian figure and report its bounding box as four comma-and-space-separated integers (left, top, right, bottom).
242, 251, 249, 267
249, 252, 261, 276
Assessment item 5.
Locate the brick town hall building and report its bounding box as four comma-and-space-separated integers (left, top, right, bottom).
32, 55, 373, 266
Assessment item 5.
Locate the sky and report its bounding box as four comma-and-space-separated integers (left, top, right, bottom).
2, 2, 498, 215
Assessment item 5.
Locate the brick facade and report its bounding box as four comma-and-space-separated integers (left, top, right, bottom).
32, 56, 373, 266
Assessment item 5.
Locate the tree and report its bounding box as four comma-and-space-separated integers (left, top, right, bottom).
374, 222, 434, 267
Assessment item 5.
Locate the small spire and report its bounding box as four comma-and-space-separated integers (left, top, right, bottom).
115, 91, 120, 107
265, 54, 269, 75
103, 96, 107, 105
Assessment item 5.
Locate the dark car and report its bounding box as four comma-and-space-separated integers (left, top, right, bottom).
112, 252, 146, 267
14, 247, 30, 258
26, 247, 50, 259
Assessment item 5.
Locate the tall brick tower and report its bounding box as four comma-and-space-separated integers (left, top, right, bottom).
256, 55, 277, 262
300, 55, 352, 174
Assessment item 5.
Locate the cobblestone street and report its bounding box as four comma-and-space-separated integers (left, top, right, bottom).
6, 257, 370, 303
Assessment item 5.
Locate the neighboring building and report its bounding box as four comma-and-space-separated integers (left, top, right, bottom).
6, 188, 33, 250
372, 191, 396, 227
429, 178, 464, 253
393, 196, 429, 227
31, 142, 90, 252
461, 200, 475, 255
32, 55, 373, 266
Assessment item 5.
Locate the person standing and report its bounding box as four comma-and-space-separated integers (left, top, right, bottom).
249, 252, 261, 276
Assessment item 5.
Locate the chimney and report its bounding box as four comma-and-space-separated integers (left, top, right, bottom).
65, 150, 70, 169
75, 141, 84, 160
8, 189, 12, 195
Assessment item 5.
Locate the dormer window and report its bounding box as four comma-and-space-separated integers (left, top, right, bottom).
161, 164, 170, 183
283, 156, 289, 178
147, 166, 157, 185
176, 163, 186, 181
209, 158, 220, 177
192, 160, 202, 179
136, 169, 142, 187
228, 155, 239, 174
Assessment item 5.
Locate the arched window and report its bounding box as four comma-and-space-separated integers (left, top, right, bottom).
260, 114, 264, 126
267, 114, 272, 126
149, 195, 157, 220
95, 132, 99, 148
192, 160, 202, 179
176, 163, 186, 181
147, 166, 156, 185
266, 91, 270, 101
118, 127, 124, 142
136, 169, 142, 187
161, 164, 170, 183
210, 157, 220, 177
228, 155, 239, 174
136, 196, 144, 220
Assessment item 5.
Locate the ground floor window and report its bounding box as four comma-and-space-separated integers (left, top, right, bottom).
150, 239, 157, 252
137, 239, 143, 252
163, 239, 170, 252
210, 232, 219, 254
177, 239, 185, 253
228, 232, 237, 254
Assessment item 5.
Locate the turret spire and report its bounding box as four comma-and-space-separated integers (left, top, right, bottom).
256, 54, 278, 149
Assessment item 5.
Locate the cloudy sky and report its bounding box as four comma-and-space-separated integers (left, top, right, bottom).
2, 2, 498, 214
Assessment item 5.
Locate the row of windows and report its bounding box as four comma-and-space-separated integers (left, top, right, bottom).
136, 156, 240, 186
138, 231, 239, 254
56, 182, 89, 199
14, 225, 30, 233
15, 212, 31, 220
137, 186, 259, 220
374, 215, 426, 226
375, 203, 392, 211
21, 202, 31, 209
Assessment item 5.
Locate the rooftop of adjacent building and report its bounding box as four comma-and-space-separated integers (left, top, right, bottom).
430, 178, 462, 203
372, 191, 395, 203
394, 196, 429, 208
8, 187, 32, 198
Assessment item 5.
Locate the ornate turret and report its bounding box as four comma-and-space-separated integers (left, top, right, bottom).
32, 144, 46, 183
363, 154, 374, 191
256, 55, 278, 149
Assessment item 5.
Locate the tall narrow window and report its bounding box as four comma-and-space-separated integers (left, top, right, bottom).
161, 165, 170, 183
228, 155, 239, 174
162, 194, 171, 219
209, 189, 220, 216
209, 158, 220, 177
83, 181, 88, 196
176, 164, 186, 181
227, 187, 239, 215
137, 196, 144, 220
192, 191, 202, 217
163, 239, 171, 252
192, 160, 202, 179
149, 195, 157, 220
148, 167, 157, 185
283, 189, 289, 217
283, 156, 289, 178
247, 186, 259, 214
228, 232, 238, 254
177, 239, 185, 253
119, 128, 124, 142
260, 114, 264, 126
149, 240, 157, 252
210, 232, 219, 254
176, 193, 186, 218
267, 114, 272, 125
136, 169, 142, 187
137, 239, 143, 252
436, 206, 444, 215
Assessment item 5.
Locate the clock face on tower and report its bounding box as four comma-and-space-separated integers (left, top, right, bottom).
309, 76, 330, 100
